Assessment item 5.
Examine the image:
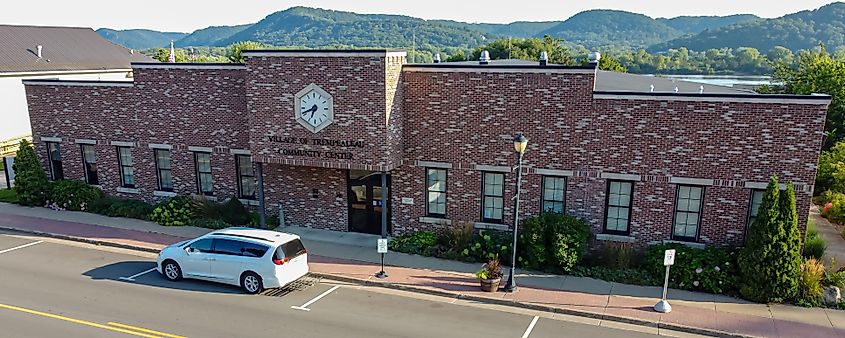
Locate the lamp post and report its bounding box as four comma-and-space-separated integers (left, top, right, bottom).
504, 134, 528, 293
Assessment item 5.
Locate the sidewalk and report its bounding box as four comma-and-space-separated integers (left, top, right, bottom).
810, 205, 845, 270
0, 202, 842, 338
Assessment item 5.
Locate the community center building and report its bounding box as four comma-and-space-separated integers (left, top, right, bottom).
23, 50, 830, 247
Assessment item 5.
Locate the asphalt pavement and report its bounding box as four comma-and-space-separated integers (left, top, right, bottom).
0, 230, 681, 338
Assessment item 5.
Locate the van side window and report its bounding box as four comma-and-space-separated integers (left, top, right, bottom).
189, 239, 213, 253
278, 239, 307, 259
241, 242, 269, 258
213, 239, 245, 256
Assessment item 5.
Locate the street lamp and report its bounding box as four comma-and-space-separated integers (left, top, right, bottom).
504, 133, 528, 293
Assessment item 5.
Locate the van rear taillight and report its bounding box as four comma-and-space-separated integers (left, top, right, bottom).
273, 257, 290, 266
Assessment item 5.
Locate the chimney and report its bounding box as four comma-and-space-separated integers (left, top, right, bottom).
37, 45, 42, 58
539, 51, 548, 66
588, 51, 601, 65
433, 53, 441, 63
479, 50, 490, 65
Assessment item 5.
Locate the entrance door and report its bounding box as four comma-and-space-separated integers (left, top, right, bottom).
348, 170, 391, 235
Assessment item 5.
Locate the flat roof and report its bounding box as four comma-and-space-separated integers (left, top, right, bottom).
594, 70, 753, 94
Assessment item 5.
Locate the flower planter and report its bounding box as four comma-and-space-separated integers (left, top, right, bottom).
479, 277, 501, 292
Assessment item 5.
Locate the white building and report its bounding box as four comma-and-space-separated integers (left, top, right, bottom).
0, 25, 152, 141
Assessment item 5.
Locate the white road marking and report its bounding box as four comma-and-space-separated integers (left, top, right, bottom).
119, 267, 157, 282
521, 316, 539, 338
0, 241, 42, 254
291, 285, 341, 311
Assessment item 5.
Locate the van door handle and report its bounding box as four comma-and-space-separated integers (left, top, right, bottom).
204, 258, 216, 261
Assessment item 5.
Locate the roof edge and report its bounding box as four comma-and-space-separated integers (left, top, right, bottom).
131, 62, 245, 70
594, 90, 832, 105
22, 79, 133, 87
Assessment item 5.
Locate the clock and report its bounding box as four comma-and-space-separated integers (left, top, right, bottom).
294, 84, 334, 133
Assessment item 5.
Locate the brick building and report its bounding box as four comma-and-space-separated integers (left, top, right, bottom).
23, 50, 830, 247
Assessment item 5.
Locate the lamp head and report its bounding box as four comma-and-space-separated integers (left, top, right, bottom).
513, 134, 528, 154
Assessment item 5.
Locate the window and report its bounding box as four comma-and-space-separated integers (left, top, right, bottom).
426, 168, 447, 217
80, 145, 98, 185
542, 176, 566, 214
747, 189, 765, 228
154, 149, 173, 192
604, 180, 633, 235
46, 142, 63, 180
278, 239, 307, 259
673, 185, 704, 241
194, 152, 213, 196
212, 239, 246, 256
481, 172, 505, 223
236, 155, 255, 199
241, 242, 270, 258
117, 147, 135, 188
188, 238, 213, 253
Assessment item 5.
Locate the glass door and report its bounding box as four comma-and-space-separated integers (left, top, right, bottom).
347, 170, 391, 235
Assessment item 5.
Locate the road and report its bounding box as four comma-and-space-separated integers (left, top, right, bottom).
0, 230, 682, 338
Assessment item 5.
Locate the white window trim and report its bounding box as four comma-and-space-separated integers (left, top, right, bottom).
230, 149, 251, 155
474, 222, 509, 231
116, 187, 140, 194
419, 217, 452, 225
535, 168, 574, 177
475, 164, 511, 173
74, 139, 96, 145
601, 172, 642, 181
596, 233, 636, 243
669, 176, 714, 186
40, 136, 62, 143
148, 143, 173, 150
110, 141, 135, 147
153, 190, 177, 197
188, 146, 213, 153
416, 160, 452, 169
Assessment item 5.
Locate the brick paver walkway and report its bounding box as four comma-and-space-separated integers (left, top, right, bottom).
0, 203, 842, 338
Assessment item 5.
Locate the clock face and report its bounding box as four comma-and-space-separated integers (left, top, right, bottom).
294, 84, 334, 133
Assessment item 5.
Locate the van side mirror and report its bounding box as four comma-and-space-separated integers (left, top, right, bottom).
185, 247, 194, 254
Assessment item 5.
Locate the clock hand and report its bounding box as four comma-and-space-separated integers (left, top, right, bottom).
309, 104, 318, 119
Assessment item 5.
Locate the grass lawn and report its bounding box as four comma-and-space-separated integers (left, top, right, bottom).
0, 189, 18, 203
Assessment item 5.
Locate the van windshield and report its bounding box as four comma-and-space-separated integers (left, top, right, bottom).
276, 239, 307, 259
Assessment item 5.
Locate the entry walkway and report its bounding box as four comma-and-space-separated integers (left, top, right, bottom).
0, 202, 842, 337
810, 205, 845, 270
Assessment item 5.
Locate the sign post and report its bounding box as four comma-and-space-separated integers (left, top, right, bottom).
654, 249, 675, 313
376, 238, 388, 278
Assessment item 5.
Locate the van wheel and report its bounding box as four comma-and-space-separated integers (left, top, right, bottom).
162, 260, 182, 281
241, 272, 263, 294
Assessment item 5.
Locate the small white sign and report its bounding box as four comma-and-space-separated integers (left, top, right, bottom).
663, 249, 676, 266
377, 238, 388, 254
401, 197, 414, 205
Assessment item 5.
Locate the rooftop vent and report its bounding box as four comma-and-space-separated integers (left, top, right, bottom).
539, 51, 548, 66
37, 45, 42, 58
479, 50, 490, 65
433, 53, 441, 63
699, 85, 704, 94
674, 86, 679, 93
650, 84, 655, 92
588, 51, 601, 64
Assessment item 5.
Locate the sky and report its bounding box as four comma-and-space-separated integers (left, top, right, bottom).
0, 0, 836, 32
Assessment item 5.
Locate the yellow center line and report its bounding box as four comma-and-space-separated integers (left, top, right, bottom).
0, 302, 181, 338
107, 322, 186, 338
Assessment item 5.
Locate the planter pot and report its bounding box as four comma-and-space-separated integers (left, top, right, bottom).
479, 277, 501, 292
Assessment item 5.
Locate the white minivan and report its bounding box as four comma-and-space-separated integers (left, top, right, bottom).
156, 227, 309, 294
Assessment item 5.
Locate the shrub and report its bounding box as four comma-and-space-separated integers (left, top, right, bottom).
823, 258, 845, 289
517, 213, 590, 272
389, 231, 438, 256
571, 266, 660, 286
12, 139, 50, 206
47, 180, 103, 211
597, 241, 639, 268
463, 230, 512, 264
739, 177, 802, 302
443, 221, 474, 253
219, 198, 250, 225
645, 243, 739, 294
796, 258, 825, 307
248, 212, 280, 228
0, 189, 19, 203
825, 192, 845, 223
804, 220, 827, 260
150, 197, 194, 226
93, 197, 155, 220
188, 218, 231, 229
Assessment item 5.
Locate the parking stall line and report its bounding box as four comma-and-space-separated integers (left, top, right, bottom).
107, 322, 186, 338
291, 285, 341, 311
520, 316, 539, 338
0, 240, 42, 254
120, 267, 158, 282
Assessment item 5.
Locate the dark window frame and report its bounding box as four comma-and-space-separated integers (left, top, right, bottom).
45, 141, 63, 181
194, 152, 214, 196
425, 168, 447, 218
603, 180, 634, 236
235, 154, 256, 200
80, 144, 98, 185
746, 189, 766, 230
116, 146, 135, 188
153, 149, 173, 192
671, 185, 705, 242
481, 171, 506, 224
541, 176, 567, 214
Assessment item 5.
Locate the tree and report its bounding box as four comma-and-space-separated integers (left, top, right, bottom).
767, 45, 845, 149
738, 176, 801, 302
816, 139, 845, 192
226, 41, 268, 63
767, 46, 795, 66
151, 48, 188, 63
470, 36, 575, 66
445, 51, 466, 62
12, 139, 50, 206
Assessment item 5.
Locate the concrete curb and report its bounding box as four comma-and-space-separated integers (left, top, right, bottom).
0, 224, 750, 338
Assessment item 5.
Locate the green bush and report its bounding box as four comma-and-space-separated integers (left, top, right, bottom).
796, 258, 825, 307
645, 243, 739, 294
596, 241, 639, 268
463, 230, 512, 264
150, 197, 194, 226
0, 189, 18, 203
219, 198, 250, 225
188, 218, 231, 229
89, 196, 155, 220
12, 139, 50, 206
389, 231, 438, 256
804, 220, 827, 260
571, 266, 660, 286
517, 213, 590, 272
47, 180, 103, 211
739, 177, 803, 302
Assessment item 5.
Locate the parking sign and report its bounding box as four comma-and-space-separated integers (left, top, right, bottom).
663, 249, 676, 266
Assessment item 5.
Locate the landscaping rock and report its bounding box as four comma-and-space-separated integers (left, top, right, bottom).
824, 286, 841, 306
